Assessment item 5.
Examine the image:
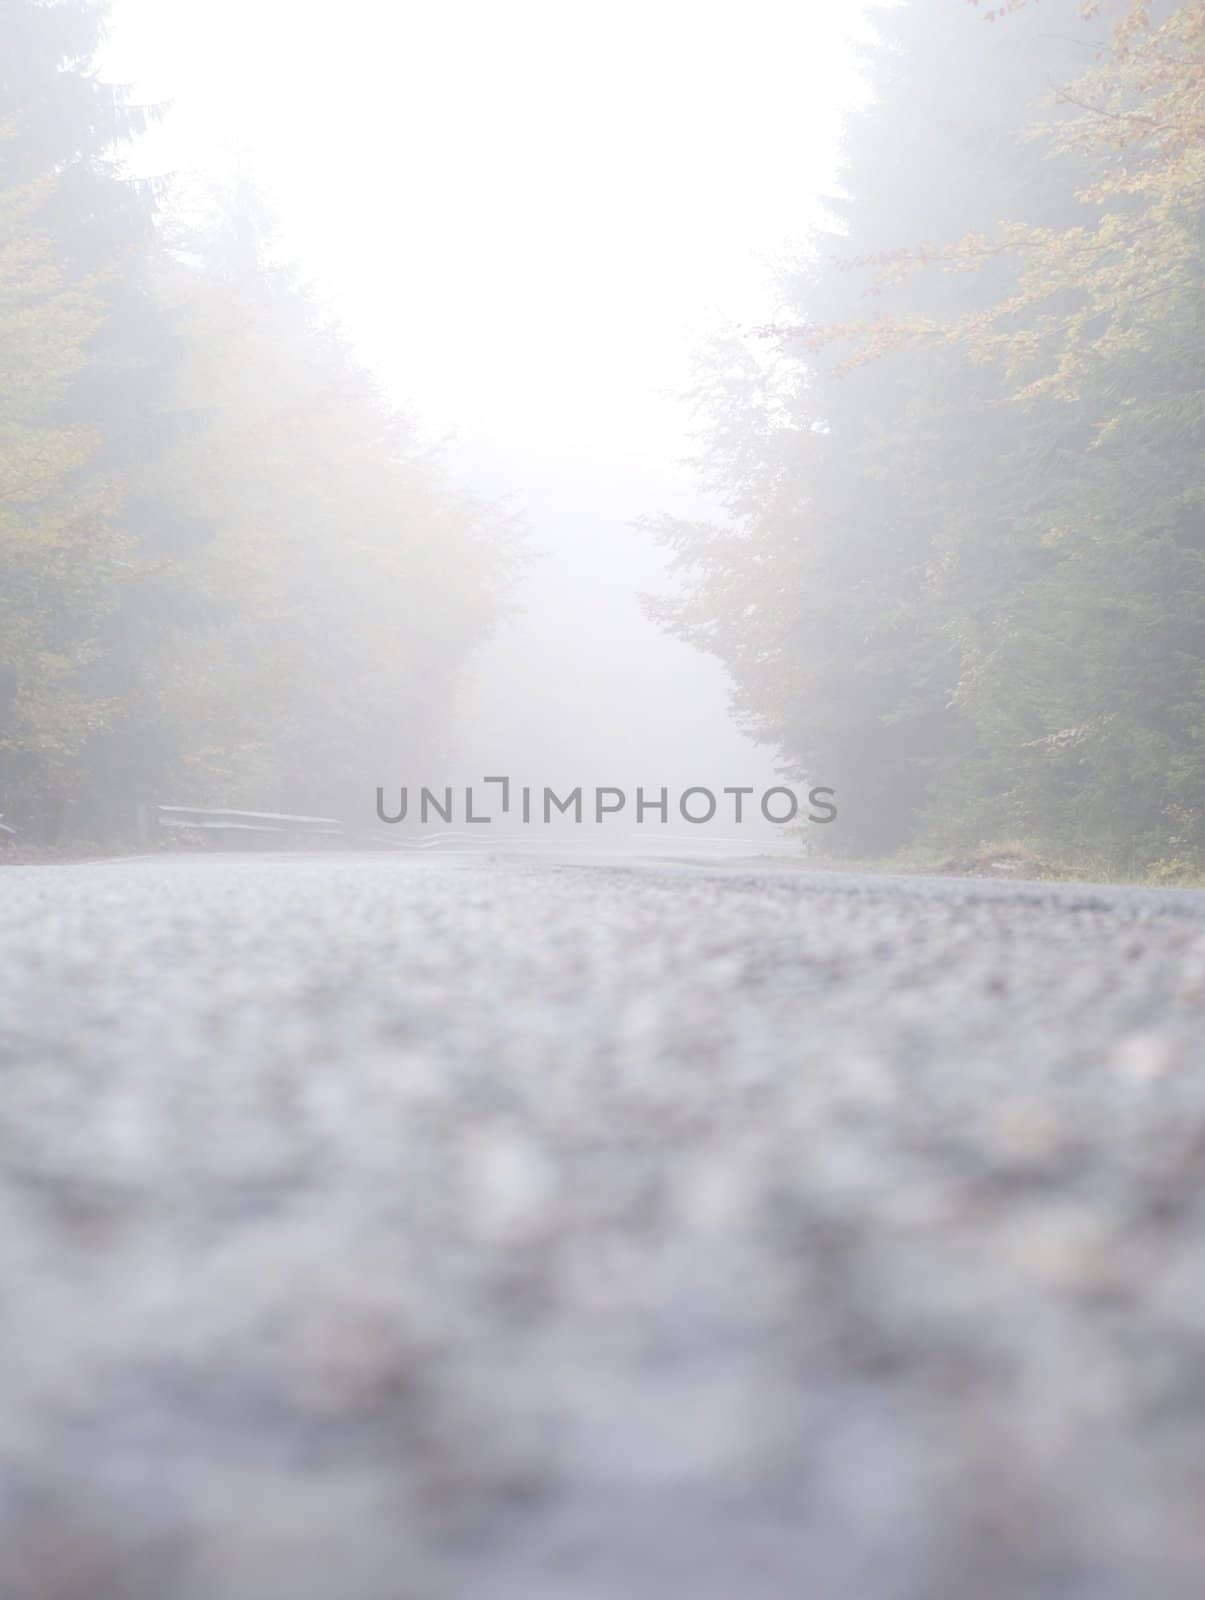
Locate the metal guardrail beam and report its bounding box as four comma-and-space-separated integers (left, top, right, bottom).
143, 804, 346, 844
156, 807, 343, 830
142, 807, 593, 852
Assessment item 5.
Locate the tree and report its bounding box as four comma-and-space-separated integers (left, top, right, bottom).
141, 195, 516, 822
0, 0, 182, 835
0, 2, 516, 839
652, 0, 1204, 873
0, 158, 120, 827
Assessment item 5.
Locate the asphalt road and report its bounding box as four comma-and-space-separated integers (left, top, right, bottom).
2, 851, 1205, 1599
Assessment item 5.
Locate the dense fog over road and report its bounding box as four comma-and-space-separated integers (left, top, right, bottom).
2, 4, 1204, 1594
5, 0, 1200, 865
99, 0, 866, 838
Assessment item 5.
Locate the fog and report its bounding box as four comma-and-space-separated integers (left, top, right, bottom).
4, 0, 1199, 872
3, 5, 1205, 1593
98, 0, 865, 846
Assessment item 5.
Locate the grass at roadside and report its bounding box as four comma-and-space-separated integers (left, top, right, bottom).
804, 839, 1205, 889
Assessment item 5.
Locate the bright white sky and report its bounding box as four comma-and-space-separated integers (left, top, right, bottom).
100, 0, 869, 833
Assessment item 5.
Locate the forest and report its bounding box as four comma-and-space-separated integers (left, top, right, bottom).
2, 0, 1202, 879
654, 0, 1204, 879
0, 0, 514, 841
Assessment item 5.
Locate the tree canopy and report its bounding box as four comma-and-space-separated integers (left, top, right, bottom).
653, 0, 1205, 876
0, 0, 514, 839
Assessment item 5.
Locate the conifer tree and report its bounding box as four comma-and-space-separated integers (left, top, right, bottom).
653, 0, 1204, 873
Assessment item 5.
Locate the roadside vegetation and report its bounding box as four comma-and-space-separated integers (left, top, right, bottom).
651, 0, 1204, 884
0, 0, 515, 845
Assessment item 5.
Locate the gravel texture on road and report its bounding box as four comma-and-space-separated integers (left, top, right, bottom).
2, 851, 1205, 1598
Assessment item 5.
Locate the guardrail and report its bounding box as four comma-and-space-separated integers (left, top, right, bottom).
136, 810, 803, 858
140, 805, 346, 845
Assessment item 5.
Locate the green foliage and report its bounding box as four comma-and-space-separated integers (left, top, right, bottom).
139, 199, 515, 822
653, 0, 1205, 877
0, 160, 121, 816
0, 0, 514, 839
